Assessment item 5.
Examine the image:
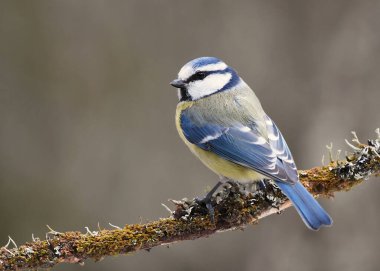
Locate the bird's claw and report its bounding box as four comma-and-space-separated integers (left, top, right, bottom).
195, 181, 224, 224
195, 196, 216, 224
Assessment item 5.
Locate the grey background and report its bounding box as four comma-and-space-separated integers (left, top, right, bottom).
1, 1, 379, 271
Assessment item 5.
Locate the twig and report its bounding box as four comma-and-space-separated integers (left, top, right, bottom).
0, 130, 379, 271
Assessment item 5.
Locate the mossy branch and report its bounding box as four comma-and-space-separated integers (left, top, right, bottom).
1, 130, 380, 271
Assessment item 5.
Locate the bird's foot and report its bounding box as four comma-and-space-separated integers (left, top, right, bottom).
195, 181, 223, 224
257, 179, 267, 190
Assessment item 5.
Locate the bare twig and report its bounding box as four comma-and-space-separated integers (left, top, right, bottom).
0, 130, 379, 271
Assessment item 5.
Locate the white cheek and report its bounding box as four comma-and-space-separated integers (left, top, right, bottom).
187, 73, 232, 100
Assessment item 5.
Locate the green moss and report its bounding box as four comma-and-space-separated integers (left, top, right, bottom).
1, 135, 379, 270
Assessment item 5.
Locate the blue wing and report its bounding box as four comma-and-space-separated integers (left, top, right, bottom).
180, 110, 333, 229
180, 112, 298, 184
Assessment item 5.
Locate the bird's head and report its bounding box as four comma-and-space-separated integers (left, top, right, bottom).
170, 57, 241, 101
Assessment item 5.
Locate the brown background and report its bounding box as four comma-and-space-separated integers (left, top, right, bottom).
0, 1, 379, 271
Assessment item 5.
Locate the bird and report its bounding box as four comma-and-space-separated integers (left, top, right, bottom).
170, 56, 332, 230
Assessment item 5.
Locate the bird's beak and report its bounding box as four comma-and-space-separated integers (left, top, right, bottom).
170, 79, 186, 88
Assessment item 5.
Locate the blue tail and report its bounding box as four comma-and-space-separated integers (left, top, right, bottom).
275, 181, 333, 230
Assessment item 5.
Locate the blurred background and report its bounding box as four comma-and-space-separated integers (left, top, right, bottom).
0, 1, 379, 270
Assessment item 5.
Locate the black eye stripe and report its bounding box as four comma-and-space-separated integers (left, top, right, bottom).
186, 68, 230, 83
186, 71, 209, 83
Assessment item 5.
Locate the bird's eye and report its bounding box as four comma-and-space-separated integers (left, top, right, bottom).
188, 71, 207, 82
195, 72, 207, 80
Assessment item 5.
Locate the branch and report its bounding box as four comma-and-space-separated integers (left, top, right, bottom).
1, 130, 379, 271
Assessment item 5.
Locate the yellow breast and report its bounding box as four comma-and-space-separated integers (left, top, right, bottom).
175, 101, 263, 182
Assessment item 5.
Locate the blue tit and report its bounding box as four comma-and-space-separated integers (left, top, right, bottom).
170, 57, 332, 230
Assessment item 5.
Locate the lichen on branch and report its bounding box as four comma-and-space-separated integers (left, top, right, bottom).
0, 130, 379, 271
